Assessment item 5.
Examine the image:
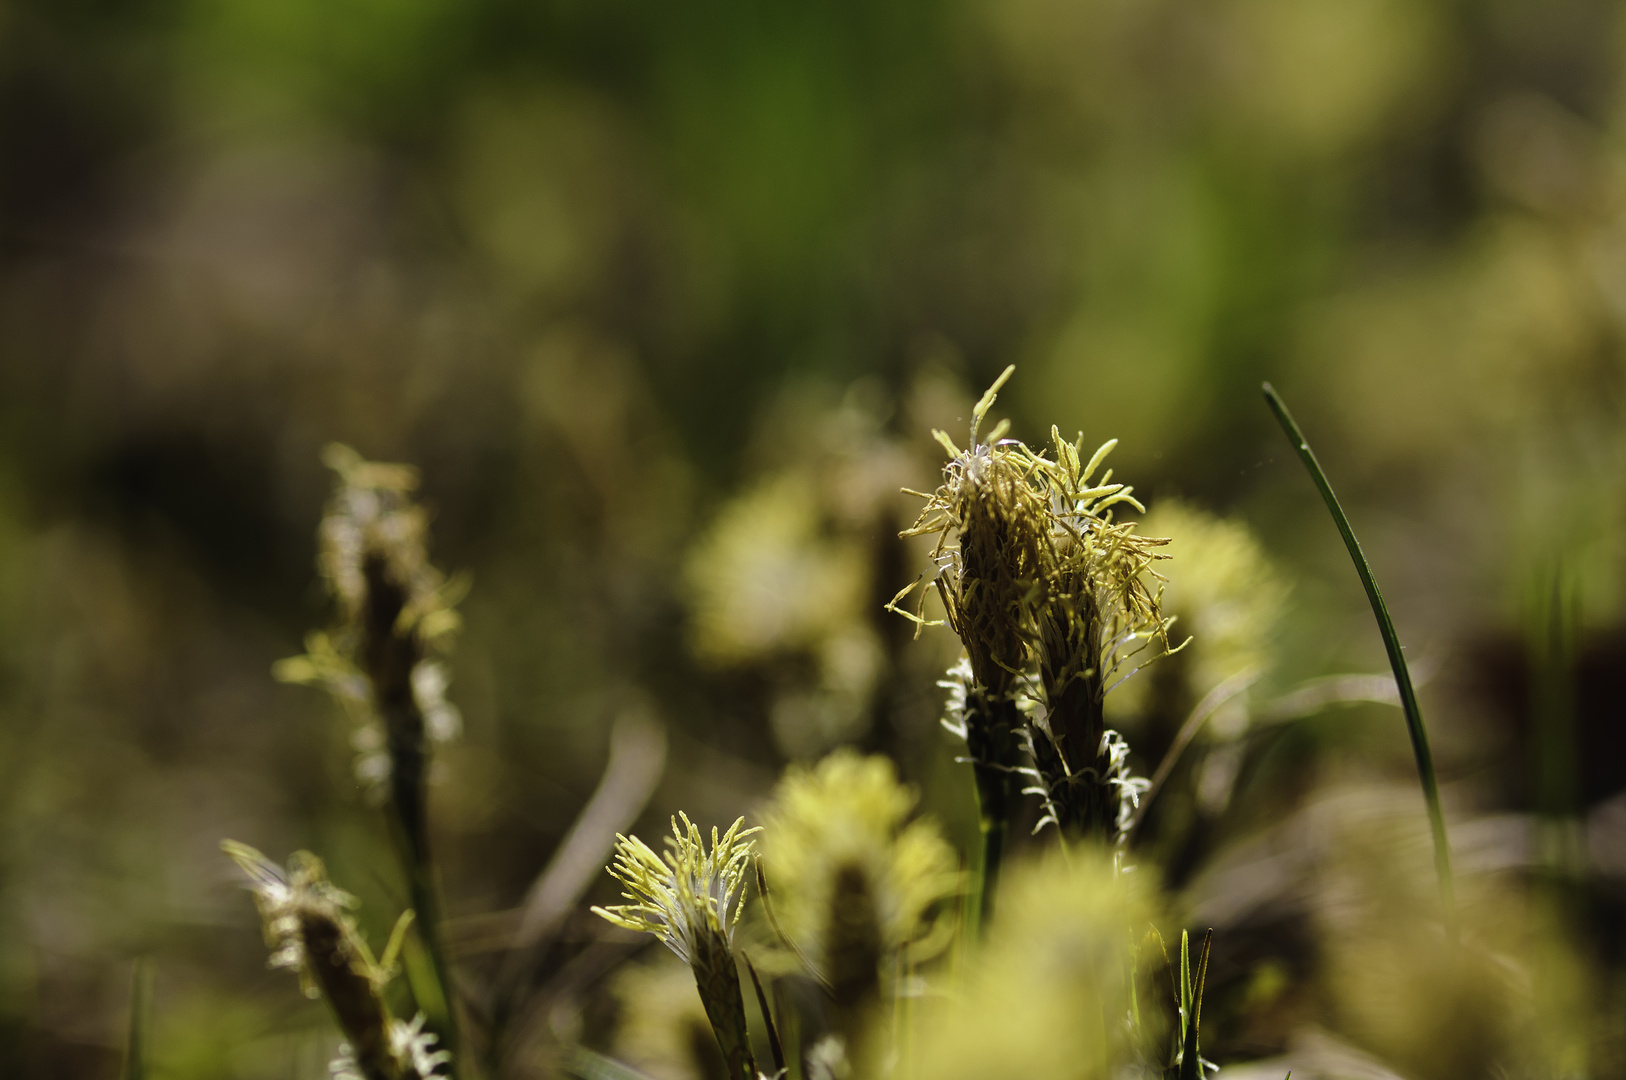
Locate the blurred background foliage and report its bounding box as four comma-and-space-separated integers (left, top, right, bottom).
1, 0, 1625, 1074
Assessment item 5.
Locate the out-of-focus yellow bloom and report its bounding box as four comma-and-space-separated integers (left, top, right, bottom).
611, 954, 726, 1080
1111, 500, 1286, 730
758, 749, 960, 980
1146, 500, 1285, 693
684, 472, 869, 668
906, 847, 1159, 1080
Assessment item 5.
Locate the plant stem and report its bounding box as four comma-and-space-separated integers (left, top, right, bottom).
962, 688, 1019, 930
122, 957, 153, 1080
976, 811, 1005, 930
388, 796, 460, 1075
1261, 383, 1455, 924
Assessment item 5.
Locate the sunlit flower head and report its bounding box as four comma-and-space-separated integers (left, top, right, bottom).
896, 365, 1049, 693
593, 814, 761, 965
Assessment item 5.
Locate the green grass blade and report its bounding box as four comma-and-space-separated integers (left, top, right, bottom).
1177, 930, 1212, 1080
1262, 383, 1455, 921
563, 1046, 663, 1080
743, 953, 786, 1075
122, 957, 153, 1080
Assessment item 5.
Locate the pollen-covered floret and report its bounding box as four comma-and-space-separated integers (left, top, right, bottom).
592, 814, 760, 964
895, 366, 1050, 693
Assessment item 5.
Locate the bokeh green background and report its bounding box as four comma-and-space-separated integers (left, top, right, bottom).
2, 0, 1625, 1075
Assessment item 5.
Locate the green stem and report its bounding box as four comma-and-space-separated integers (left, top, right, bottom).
963, 688, 1019, 932
389, 807, 461, 1076
1262, 383, 1455, 924
976, 810, 1006, 930
122, 957, 153, 1080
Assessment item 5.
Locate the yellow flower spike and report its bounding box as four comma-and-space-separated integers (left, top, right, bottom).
759, 750, 961, 982
896, 368, 1179, 850
759, 750, 960, 1078
593, 814, 763, 1080
906, 848, 1160, 1080
594, 813, 761, 963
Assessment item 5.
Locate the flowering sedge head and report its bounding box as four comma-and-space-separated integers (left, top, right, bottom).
1027, 427, 1174, 709
1019, 429, 1175, 839
275, 445, 467, 796
221, 840, 365, 997
222, 841, 448, 1080
895, 365, 1048, 694
759, 749, 960, 985
592, 814, 760, 965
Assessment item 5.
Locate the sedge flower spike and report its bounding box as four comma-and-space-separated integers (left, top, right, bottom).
760, 749, 960, 982
274, 443, 467, 799
890, 367, 1042, 918
593, 814, 760, 964
222, 842, 448, 1080
594, 815, 762, 1080
270, 445, 468, 1068
1021, 428, 1178, 841
895, 365, 1047, 694
896, 367, 1179, 852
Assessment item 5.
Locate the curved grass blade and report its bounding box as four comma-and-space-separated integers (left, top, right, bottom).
1177, 930, 1212, 1080
743, 953, 786, 1075
122, 957, 153, 1080
1261, 383, 1455, 922
564, 1046, 663, 1080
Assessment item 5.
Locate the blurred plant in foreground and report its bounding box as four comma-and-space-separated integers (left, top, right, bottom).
907, 847, 1163, 1080
221, 843, 448, 1080
269, 445, 468, 1071
757, 748, 959, 1074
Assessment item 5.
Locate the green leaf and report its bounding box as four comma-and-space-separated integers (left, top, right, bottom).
1261, 383, 1455, 926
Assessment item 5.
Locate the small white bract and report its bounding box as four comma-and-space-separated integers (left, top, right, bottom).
329, 1014, 451, 1080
